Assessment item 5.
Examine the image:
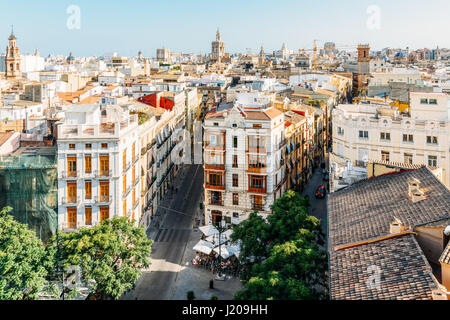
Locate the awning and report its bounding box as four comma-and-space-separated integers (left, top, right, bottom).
199, 225, 219, 237
206, 234, 228, 246
193, 240, 214, 255
213, 246, 234, 259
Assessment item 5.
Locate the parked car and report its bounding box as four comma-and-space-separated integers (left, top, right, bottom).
315, 185, 326, 199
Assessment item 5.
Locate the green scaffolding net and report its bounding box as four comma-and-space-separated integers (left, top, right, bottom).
0, 154, 57, 243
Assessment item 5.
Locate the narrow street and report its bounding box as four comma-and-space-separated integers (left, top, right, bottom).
122, 164, 204, 300
301, 164, 328, 238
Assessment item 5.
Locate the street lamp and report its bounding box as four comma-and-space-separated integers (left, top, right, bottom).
215, 219, 226, 281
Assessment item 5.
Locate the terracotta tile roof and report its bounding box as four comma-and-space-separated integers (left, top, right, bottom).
328, 168, 450, 300
330, 235, 439, 300
328, 168, 450, 247
440, 242, 450, 264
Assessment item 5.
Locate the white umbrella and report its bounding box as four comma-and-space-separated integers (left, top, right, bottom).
213, 245, 234, 259
229, 244, 241, 259
222, 229, 233, 241
199, 225, 219, 237
206, 234, 228, 246
193, 240, 214, 255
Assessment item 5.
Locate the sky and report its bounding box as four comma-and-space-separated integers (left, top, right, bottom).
1, 0, 449, 58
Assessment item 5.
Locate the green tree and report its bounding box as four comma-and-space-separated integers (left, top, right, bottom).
232, 191, 327, 300
53, 216, 152, 300
0, 206, 54, 300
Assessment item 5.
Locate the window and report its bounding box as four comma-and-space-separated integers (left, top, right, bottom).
99, 207, 109, 222
427, 136, 438, 145
67, 156, 77, 177
359, 131, 368, 139
85, 143, 92, 149
123, 174, 127, 193
85, 155, 92, 173
123, 199, 127, 216
132, 188, 136, 206
428, 155, 437, 167
205, 171, 224, 187
132, 166, 136, 184
420, 98, 428, 104
404, 153, 413, 165
132, 143, 136, 162
99, 181, 109, 202
67, 208, 77, 229
233, 193, 239, 205
85, 181, 92, 199
233, 136, 238, 148
233, 212, 239, 218
232, 123, 237, 128
252, 195, 263, 210
337, 127, 344, 135
123, 149, 127, 169
248, 155, 266, 171
101, 143, 108, 149
429, 99, 437, 105
253, 124, 262, 129
381, 151, 390, 162
232, 155, 238, 168
380, 132, 390, 141
403, 134, 414, 143
248, 175, 267, 192
232, 174, 239, 187
85, 207, 92, 225
248, 136, 266, 152
214, 122, 219, 126
67, 182, 77, 203
99, 155, 109, 175
205, 151, 224, 168
210, 191, 222, 205
69, 144, 75, 150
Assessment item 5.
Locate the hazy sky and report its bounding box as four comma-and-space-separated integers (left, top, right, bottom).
1, 0, 449, 57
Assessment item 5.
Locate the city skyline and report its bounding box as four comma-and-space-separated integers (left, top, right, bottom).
1, 0, 450, 57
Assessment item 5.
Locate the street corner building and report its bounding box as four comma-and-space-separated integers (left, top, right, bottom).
328, 167, 450, 300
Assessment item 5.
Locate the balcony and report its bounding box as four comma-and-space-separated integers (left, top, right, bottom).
210, 199, 223, 206
60, 171, 78, 179
247, 166, 266, 173
252, 203, 264, 211
354, 160, 367, 168
64, 221, 80, 231
123, 185, 132, 198
61, 196, 80, 205
133, 199, 139, 209
124, 161, 131, 172
95, 170, 112, 178
279, 139, 287, 149
205, 163, 225, 170
132, 155, 139, 165
95, 195, 112, 204
133, 178, 139, 187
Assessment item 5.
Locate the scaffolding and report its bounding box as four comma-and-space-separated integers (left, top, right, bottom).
0, 154, 57, 243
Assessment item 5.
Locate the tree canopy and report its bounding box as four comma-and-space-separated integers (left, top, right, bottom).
0, 207, 54, 300
53, 216, 152, 300
232, 190, 327, 300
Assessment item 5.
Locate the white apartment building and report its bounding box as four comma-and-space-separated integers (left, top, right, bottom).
56, 104, 141, 231
331, 92, 450, 187
203, 92, 286, 226
369, 68, 423, 86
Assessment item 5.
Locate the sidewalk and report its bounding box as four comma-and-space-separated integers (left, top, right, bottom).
170, 228, 244, 300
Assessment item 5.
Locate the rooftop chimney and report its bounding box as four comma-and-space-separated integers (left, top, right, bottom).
390, 217, 407, 234
408, 178, 428, 203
